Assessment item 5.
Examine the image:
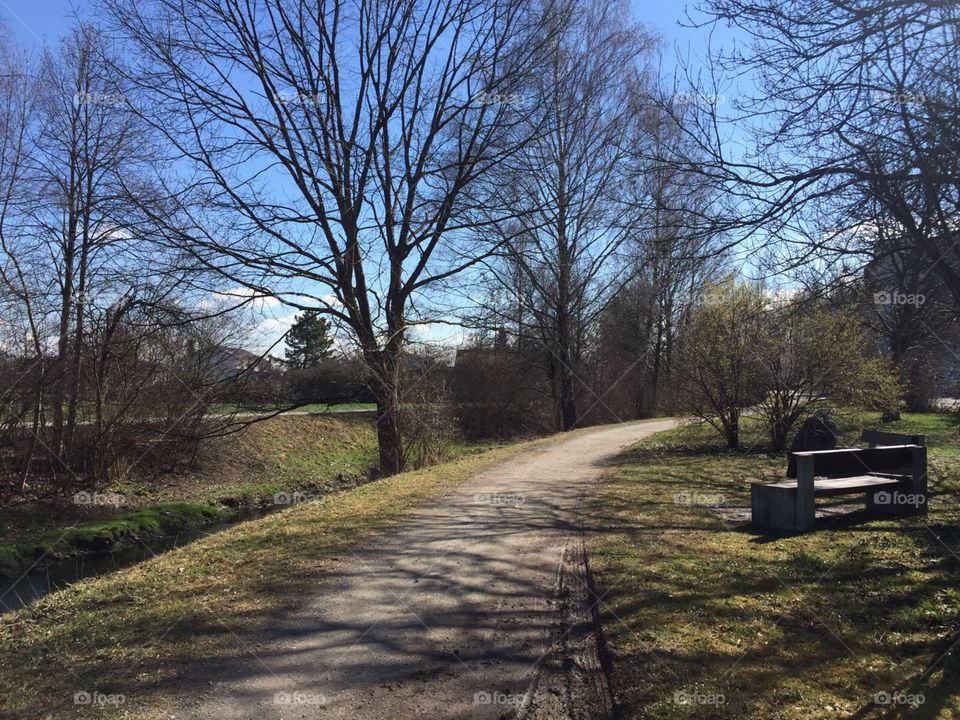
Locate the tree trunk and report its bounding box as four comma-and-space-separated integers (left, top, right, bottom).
725, 410, 740, 449
726, 427, 739, 449
770, 421, 789, 452
368, 349, 405, 476
558, 359, 578, 430
554, 271, 578, 430
375, 394, 404, 476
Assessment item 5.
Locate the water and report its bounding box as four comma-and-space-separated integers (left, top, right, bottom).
0, 507, 275, 614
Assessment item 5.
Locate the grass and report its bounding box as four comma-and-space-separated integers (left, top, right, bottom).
0, 426, 582, 719
187, 414, 380, 504
1, 503, 228, 577
0, 416, 382, 577
0, 414, 503, 578
590, 411, 960, 719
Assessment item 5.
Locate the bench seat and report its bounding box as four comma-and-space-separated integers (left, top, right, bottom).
762, 474, 907, 496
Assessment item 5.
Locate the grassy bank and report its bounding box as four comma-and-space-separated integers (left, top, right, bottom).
0, 414, 504, 579
0, 427, 578, 719
0, 502, 227, 578
0, 415, 382, 578
590, 412, 960, 719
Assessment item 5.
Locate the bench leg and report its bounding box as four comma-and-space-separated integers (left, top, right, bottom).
794, 457, 816, 532
752, 484, 809, 531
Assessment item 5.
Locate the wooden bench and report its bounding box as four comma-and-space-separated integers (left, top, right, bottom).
752, 436, 927, 532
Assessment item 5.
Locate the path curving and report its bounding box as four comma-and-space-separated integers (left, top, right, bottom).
177, 420, 676, 720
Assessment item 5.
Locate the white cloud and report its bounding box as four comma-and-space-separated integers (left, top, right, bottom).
407, 322, 468, 348
215, 287, 282, 311
248, 313, 299, 355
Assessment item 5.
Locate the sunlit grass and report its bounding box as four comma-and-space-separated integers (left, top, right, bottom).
591, 413, 960, 719
0, 427, 584, 719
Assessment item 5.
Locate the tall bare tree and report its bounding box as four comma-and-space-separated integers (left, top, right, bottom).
603, 100, 726, 417
0, 23, 248, 493
28, 24, 166, 454
680, 0, 960, 309
480, 0, 653, 430
107, 0, 545, 473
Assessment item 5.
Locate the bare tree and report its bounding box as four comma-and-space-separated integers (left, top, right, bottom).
861, 213, 960, 410
107, 0, 545, 473
0, 27, 43, 489
27, 24, 168, 455
0, 23, 250, 494
480, 0, 653, 430
679, 0, 960, 309
598, 100, 727, 418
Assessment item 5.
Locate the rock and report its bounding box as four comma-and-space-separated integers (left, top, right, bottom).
790, 410, 839, 453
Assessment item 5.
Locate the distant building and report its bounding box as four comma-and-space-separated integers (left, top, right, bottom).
206, 346, 273, 380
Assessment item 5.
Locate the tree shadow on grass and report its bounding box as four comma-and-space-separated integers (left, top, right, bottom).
587, 440, 960, 719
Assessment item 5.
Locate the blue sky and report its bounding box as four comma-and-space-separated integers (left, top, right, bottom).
0, 0, 748, 354
0, 0, 735, 67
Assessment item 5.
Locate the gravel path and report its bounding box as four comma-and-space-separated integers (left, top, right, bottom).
178, 420, 676, 720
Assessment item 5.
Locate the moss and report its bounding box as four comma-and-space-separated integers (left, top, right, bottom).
0, 545, 22, 578
7, 502, 228, 573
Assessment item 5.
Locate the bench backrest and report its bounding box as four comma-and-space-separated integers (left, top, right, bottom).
861, 429, 925, 448
787, 445, 918, 479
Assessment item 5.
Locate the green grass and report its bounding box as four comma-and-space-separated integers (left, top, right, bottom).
0, 414, 500, 579
0, 515, 215, 581
1, 503, 228, 576
590, 412, 960, 719
669, 409, 959, 455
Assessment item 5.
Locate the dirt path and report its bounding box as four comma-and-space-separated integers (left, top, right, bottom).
177, 420, 676, 720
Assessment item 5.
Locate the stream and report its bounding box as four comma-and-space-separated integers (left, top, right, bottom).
0, 506, 276, 614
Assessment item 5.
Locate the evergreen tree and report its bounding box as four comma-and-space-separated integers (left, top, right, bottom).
285, 310, 334, 368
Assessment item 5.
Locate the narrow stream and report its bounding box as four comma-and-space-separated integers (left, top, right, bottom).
0, 506, 276, 614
